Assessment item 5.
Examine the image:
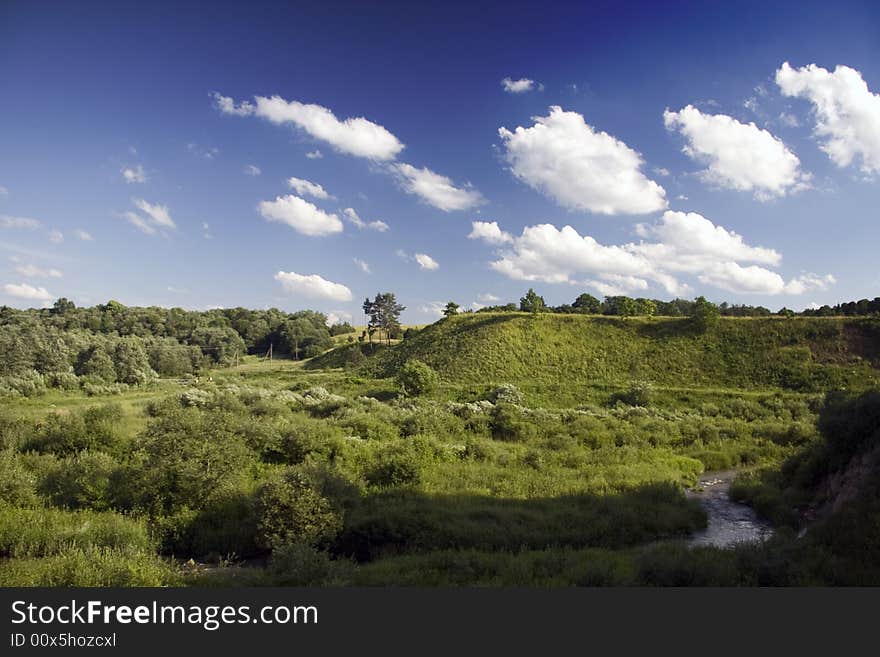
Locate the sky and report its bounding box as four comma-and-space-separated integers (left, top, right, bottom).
1, 0, 879, 324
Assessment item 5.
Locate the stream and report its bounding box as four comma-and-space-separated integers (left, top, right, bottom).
686, 469, 773, 548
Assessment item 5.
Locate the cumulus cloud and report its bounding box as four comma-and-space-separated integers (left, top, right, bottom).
258, 195, 343, 236
353, 258, 371, 274
414, 253, 439, 270
663, 105, 810, 200
235, 94, 405, 160
501, 77, 541, 93
74, 229, 93, 241
498, 106, 667, 215
468, 220, 512, 245
392, 163, 484, 212
244, 164, 262, 176
15, 264, 62, 278
480, 211, 833, 297
1, 215, 41, 230
305, 150, 323, 159
343, 208, 389, 232
122, 164, 147, 183
3, 282, 54, 301
420, 301, 446, 316
274, 271, 352, 301
287, 176, 332, 200
48, 230, 64, 244
776, 62, 880, 173
477, 292, 500, 303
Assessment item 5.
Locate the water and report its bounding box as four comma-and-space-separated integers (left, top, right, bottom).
686, 470, 773, 548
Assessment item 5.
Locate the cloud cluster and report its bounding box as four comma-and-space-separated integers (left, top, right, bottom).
215, 92, 483, 212
468, 221, 512, 245
776, 62, 880, 173
498, 106, 668, 215
472, 211, 833, 297
274, 271, 352, 301
663, 105, 810, 200
414, 253, 439, 270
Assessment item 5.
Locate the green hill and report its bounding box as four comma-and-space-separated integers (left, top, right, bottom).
311, 313, 880, 394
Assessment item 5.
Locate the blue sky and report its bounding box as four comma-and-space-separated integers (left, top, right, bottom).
1, 0, 879, 323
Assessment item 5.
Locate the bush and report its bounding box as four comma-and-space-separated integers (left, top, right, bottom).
365, 452, 422, 488
39, 451, 118, 510
266, 543, 353, 586
255, 470, 342, 550
490, 383, 525, 406
396, 359, 440, 396
0, 450, 40, 506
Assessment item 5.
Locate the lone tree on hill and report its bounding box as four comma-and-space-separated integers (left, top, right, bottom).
442, 301, 460, 317
691, 296, 720, 331
519, 288, 545, 314
364, 292, 406, 346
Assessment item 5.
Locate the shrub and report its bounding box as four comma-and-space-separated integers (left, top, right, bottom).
0, 450, 39, 506
255, 470, 342, 550
610, 382, 653, 407
396, 359, 440, 397
365, 452, 422, 488
266, 542, 353, 586
490, 383, 525, 406
39, 451, 118, 510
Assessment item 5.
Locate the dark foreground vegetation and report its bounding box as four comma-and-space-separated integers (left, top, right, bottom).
1, 296, 879, 586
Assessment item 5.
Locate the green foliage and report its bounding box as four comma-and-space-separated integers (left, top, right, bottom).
39, 451, 118, 510
396, 359, 440, 396
255, 470, 343, 550
0, 547, 179, 586
691, 296, 720, 332
519, 288, 545, 314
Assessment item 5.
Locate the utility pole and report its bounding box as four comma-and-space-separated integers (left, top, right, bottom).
265, 343, 273, 361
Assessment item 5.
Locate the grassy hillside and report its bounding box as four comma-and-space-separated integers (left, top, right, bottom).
312, 313, 880, 396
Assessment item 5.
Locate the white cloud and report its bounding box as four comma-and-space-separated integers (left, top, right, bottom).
249, 95, 404, 161
392, 163, 484, 212
663, 105, 810, 200
498, 106, 667, 215
74, 229, 93, 241
420, 301, 446, 316
202, 222, 212, 240
634, 211, 781, 266
468, 220, 512, 245
481, 212, 833, 297
501, 77, 541, 93
654, 167, 671, 177
3, 282, 54, 301
477, 292, 500, 303
305, 150, 323, 159
0, 185, 7, 196
258, 195, 343, 236
274, 271, 352, 301
48, 230, 64, 244
122, 199, 175, 235
414, 253, 439, 270
1, 215, 41, 230
326, 310, 352, 326
776, 62, 880, 173
133, 199, 175, 229
122, 164, 147, 184
244, 164, 262, 176
166, 286, 188, 294
489, 223, 650, 285
15, 264, 62, 278
287, 176, 332, 200
123, 211, 156, 235
211, 92, 255, 116
343, 208, 389, 232
353, 258, 371, 274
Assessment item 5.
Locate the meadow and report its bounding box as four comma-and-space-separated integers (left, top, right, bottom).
2, 305, 879, 586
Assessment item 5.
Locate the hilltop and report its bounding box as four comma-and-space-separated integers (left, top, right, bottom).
310, 313, 880, 394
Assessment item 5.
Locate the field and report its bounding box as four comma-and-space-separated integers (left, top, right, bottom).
2, 310, 880, 585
